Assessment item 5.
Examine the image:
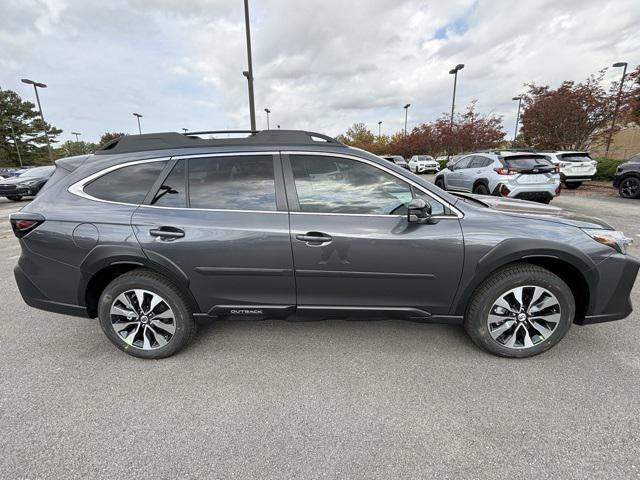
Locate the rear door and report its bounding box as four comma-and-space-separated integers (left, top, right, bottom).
131, 152, 296, 317
283, 152, 464, 317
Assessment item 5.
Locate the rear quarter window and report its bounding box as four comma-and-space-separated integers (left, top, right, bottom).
83, 161, 168, 204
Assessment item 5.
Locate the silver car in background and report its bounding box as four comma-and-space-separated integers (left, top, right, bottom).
543, 151, 597, 189
434, 151, 561, 203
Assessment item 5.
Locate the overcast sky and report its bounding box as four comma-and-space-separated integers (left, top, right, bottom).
1, 0, 639, 143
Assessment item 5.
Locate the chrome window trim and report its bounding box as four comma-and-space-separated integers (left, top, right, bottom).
67, 152, 280, 212
283, 150, 463, 219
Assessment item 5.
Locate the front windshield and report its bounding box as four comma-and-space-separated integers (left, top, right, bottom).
19, 166, 55, 178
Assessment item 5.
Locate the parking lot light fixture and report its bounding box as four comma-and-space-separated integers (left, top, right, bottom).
512, 96, 523, 142
132, 113, 143, 134
403, 104, 410, 136
71, 131, 81, 142
448, 64, 464, 130
21, 78, 54, 164
264, 108, 271, 130
605, 62, 628, 158
378, 120, 382, 138
182, 128, 188, 133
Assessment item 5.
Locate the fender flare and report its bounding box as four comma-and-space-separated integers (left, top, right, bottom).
77, 244, 198, 310
450, 238, 599, 316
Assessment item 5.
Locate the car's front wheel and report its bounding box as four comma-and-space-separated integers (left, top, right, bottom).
98, 269, 195, 359
619, 176, 640, 199
435, 177, 446, 190
464, 263, 574, 358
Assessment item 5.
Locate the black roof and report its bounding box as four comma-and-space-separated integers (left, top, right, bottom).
95, 130, 345, 155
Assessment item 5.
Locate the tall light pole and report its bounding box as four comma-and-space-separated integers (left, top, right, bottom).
264, 108, 271, 130
71, 131, 81, 142
182, 128, 188, 133
243, 0, 256, 131
5, 120, 24, 167
403, 104, 410, 136
378, 120, 382, 138
132, 112, 143, 134
605, 62, 628, 158
512, 96, 523, 142
21, 78, 54, 164
448, 64, 464, 129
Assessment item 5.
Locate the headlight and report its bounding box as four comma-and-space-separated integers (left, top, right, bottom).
582, 228, 633, 254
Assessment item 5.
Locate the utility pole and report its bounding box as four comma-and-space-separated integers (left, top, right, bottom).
403, 104, 410, 136
378, 121, 382, 138
512, 96, 523, 142
243, 0, 256, 131
605, 62, 628, 158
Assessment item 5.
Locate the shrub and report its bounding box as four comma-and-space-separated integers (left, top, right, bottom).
594, 158, 627, 181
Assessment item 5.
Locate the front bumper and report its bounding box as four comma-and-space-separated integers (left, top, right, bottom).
416, 164, 439, 173
577, 253, 640, 325
0, 186, 33, 196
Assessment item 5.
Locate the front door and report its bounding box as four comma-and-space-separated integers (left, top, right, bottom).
131, 153, 296, 317
283, 153, 464, 317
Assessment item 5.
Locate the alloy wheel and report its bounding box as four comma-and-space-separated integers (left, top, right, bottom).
487, 286, 561, 350
110, 289, 176, 350
620, 177, 640, 198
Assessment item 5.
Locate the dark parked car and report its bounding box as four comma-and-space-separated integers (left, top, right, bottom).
613, 153, 640, 199
10, 130, 639, 359
0, 165, 54, 201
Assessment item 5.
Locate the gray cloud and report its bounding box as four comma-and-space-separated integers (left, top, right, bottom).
1, 0, 638, 142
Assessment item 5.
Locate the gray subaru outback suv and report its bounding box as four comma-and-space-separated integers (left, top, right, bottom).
10, 130, 639, 359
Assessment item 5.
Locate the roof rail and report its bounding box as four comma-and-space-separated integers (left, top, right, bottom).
95, 130, 345, 155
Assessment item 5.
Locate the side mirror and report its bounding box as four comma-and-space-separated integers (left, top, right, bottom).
407, 198, 434, 224
447, 165, 454, 171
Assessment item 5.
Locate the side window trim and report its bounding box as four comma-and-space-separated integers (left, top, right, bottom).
282, 151, 462, 218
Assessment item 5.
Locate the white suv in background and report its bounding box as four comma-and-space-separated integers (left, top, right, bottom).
408, 155, 439, 173
543, 151, 597, 189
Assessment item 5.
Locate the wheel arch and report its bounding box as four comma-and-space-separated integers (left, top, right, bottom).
451, 239, 597, 323
472, 178, 490, 191
79, 245, 200, 318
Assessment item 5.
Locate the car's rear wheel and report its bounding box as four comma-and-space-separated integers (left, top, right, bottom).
98, 269, 195, 359
472, 183, 490, 195
464, 263, 574, 358
6, 195, 23, 201
619, 176, 640, 199
564, 181, 582, 189
435, 177, 446, 190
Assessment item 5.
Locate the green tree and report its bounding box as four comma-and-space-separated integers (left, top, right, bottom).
0, 88, 62, 167
55, 140, 99, 158
99, 132, 126, 147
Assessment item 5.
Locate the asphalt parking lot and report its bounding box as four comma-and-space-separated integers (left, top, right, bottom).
1, 186, 639, 480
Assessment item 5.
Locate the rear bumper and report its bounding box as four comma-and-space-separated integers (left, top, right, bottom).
492, 182, 558, 201
561, 173, 596, 182
576, 253, 639, 325
14, 264, 89, 318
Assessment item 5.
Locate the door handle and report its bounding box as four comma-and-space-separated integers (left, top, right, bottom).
149, 227, 185, 239
295, 232, 332, 244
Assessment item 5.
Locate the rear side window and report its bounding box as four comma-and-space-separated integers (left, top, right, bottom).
84, 161, 167, 204
151, 160, 186, 208
188, 156, 276, 211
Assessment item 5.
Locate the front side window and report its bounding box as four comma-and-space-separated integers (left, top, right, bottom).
290, 155, 445, 215
84, 161, 168, 204
454, 157, 472, 169
188, 155, 276, 211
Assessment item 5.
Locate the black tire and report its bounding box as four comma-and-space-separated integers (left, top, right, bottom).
564, 182, 582, 189
472, 183, 490, 195
6, 195, 23, 201
619, 176, 640, 199
435, 177, 446, 190
464, 263, 575, 358
98, 269, 196, 359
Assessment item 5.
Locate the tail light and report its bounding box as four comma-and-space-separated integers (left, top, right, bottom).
554, 165, 560, 173
555, 184, 562, 195
10, 213, 44, 238
499, 184, 511, 197
494, 167, 517, 175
